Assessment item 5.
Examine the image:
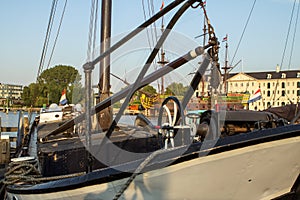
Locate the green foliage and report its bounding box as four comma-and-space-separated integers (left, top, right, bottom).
140, 85, 157, 95
165, 82, 188, 96
22, 65, 83, 107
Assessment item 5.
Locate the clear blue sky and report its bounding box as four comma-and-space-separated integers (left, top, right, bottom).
0, 0, 299, 86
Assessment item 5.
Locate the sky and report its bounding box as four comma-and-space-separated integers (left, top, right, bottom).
0, 0, 299, 87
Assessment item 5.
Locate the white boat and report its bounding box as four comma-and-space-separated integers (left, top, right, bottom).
38, 90, 81, 124
39, 103, 63, 124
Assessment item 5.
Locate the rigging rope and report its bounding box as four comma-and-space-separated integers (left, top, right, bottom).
1, 159, 84, 186
230, 0, 257, 66
272, 0, 298, 104
92, 0, 99, 60
46, 0, 68, 70
142, 0, 154, 51
281, 0, 300, 104
86, 0, 99, 62
113, 147, 182, 200
279, 0, 297, 71
142, 0, 161, 62
288, 0, 300, 70
36, 0, 58, 82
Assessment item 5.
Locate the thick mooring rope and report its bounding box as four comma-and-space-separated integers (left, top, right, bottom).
1, 159, 84, 186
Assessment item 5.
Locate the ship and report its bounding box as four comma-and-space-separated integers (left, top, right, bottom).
1, 1, 300, 199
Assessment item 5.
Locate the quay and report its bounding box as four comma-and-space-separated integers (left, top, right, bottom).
0, 114, 31, 170
0, 107, 40, 113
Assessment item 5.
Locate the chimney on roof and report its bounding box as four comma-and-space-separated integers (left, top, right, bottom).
276, 64, 280, 73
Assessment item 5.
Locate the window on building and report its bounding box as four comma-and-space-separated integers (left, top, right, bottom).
235, 83, 238, 87
297, 90, 300, 96
263, 83, 265, 87
287, 82, 290, 87
282, 82, 285, 88
297, 82, 300, 88
267, 91, 271, 97
267, 74, 272, 79
241, 83, 243, 87
287, 90, 290, 94
267, 102, 271, 107
267, 83, 271, 89
252, 82, 254, 86
281, 102, 285, 106
282, 90, 285, 96
297, 72, 300, 78
281, 73, 286, 78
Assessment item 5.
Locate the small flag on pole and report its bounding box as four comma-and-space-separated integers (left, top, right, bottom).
222, 35, 228, 42
248, 88, 262, 104
160, 1, 164, 10
59, 89, 68, 105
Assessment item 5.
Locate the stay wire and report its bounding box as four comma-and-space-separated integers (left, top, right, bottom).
151, 0, 159, 46
86, 0, 97, 62
142, 0, 154, 51
46, 0, 68, 70
272, 0, 297, 104
36, 0, 58, 81
92, 0, 99, 60
41, 0, 58, 72
147, 0, 155, 48
230, 0, 257, 66
283, 0, 300, 104
288, 0, 300, 70
279, 0, 297, 71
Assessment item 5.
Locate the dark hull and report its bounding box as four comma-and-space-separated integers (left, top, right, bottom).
6, 124, 300, 199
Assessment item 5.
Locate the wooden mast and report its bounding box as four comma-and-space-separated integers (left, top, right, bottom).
222, 34, 231, 94
98, 0, 112, 130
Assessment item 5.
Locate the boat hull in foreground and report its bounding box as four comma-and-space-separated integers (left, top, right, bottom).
7, 135, 300, 200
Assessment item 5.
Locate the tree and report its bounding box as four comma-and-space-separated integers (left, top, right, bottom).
165, 82, 188, 96
21, 83, 41, 107
38, 65, 82, 106
22, 65, 83, 107
21, 86, 31, 106
140, 85, 157, 96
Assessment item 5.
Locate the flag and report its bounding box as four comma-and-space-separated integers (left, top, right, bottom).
248, 88, 262, 104
59, 89, 68, 105
222, 35, 228, 42
160, 1, 164, 10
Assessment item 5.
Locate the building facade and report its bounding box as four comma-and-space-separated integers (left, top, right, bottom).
195, 69, 300, 111
0, 83, 23, 105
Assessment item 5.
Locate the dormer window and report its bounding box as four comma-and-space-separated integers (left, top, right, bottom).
297, 72, 300, 78
281, 73, 286, 78
267, 74, 272, 79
